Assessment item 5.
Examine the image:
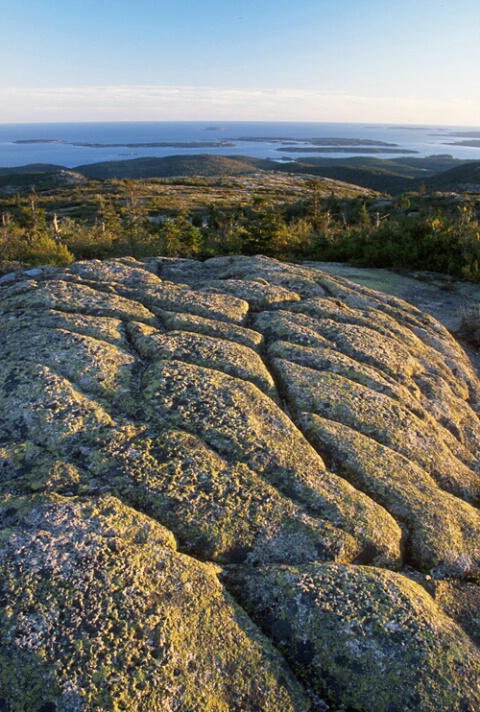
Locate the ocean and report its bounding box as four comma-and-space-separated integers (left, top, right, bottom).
1, 121, 480, 169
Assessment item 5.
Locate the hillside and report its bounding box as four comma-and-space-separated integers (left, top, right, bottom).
261, 155, 479, 194
0, 163, 67, 176
75, 154, 260, 179
2, 153, 479, 194
1, 255, 480, 710
73, 153, 480, 194
271, 157, 419, 193
0, 168, 87, 192
425, 160, 480, 191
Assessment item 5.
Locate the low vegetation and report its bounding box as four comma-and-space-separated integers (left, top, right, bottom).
1, 165, 480, 281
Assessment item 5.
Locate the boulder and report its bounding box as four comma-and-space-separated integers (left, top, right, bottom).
1, 255, 479, 711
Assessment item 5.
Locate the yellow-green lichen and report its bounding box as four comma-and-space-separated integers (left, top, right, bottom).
95, 428, 361, 566
301, 414, 480, 577
225, 562, 480, 712
140, 358, 402, 566
126, 321, 276, 397
272, 359, 480, 503
0, 495, 310, 711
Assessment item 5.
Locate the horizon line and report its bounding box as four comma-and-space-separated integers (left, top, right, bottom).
1, 119, 480, 129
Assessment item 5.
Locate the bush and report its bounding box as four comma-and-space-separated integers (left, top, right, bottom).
14, 235, 75, 267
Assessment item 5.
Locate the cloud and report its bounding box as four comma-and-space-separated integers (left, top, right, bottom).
1, 84, 479, 125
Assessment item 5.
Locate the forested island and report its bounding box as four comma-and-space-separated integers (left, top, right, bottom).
14, 139, 236, 149
229, 136, 399, 146
277, 146, 417, 154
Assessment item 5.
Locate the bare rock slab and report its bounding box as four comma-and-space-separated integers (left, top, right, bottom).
1, 255, 479, 710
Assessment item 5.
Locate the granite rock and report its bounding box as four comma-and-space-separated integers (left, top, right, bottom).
1, 255, 479, 711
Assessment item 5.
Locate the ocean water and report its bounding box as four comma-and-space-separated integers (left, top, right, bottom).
1, 121, 480, 168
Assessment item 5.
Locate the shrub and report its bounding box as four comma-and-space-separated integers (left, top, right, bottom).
14, 235, 75, 267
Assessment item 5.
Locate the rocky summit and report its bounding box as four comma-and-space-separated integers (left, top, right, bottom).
0, 255, 480, 712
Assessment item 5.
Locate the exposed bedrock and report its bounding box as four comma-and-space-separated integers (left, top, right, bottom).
0, 255, 479, 711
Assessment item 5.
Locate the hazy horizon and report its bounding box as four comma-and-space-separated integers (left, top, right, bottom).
2, 119, 480, 129
2, 0, 480, 126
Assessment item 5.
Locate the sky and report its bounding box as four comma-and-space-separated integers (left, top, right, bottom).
1, 0, 480, 125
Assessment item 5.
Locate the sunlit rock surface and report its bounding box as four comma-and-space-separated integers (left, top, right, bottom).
1, 255, 480, 711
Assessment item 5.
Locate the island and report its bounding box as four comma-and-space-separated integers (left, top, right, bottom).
13, 139, 236, 149
228, 136, 400, 146
276, 146, 418, 154
445, 140, 480, 148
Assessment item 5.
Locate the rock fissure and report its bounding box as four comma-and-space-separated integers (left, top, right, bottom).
277, 410, 414, 549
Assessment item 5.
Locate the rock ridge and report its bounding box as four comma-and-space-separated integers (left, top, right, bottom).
0, 255, 480, 711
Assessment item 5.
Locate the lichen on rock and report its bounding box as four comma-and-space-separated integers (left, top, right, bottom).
224, 562, 480, 712
1, 254, 479, 711
0, 495, 308, 711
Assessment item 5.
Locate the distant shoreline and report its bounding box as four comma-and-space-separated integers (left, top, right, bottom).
277, 147, 418, 154
13, 139, 236, 149
446, 140, 480, 148
230, 137, 398, 147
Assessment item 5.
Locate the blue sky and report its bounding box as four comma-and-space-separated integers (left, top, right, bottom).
2, 0, 479, 125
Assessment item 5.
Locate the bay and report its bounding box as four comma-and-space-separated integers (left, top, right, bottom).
1, 121, 480, 168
